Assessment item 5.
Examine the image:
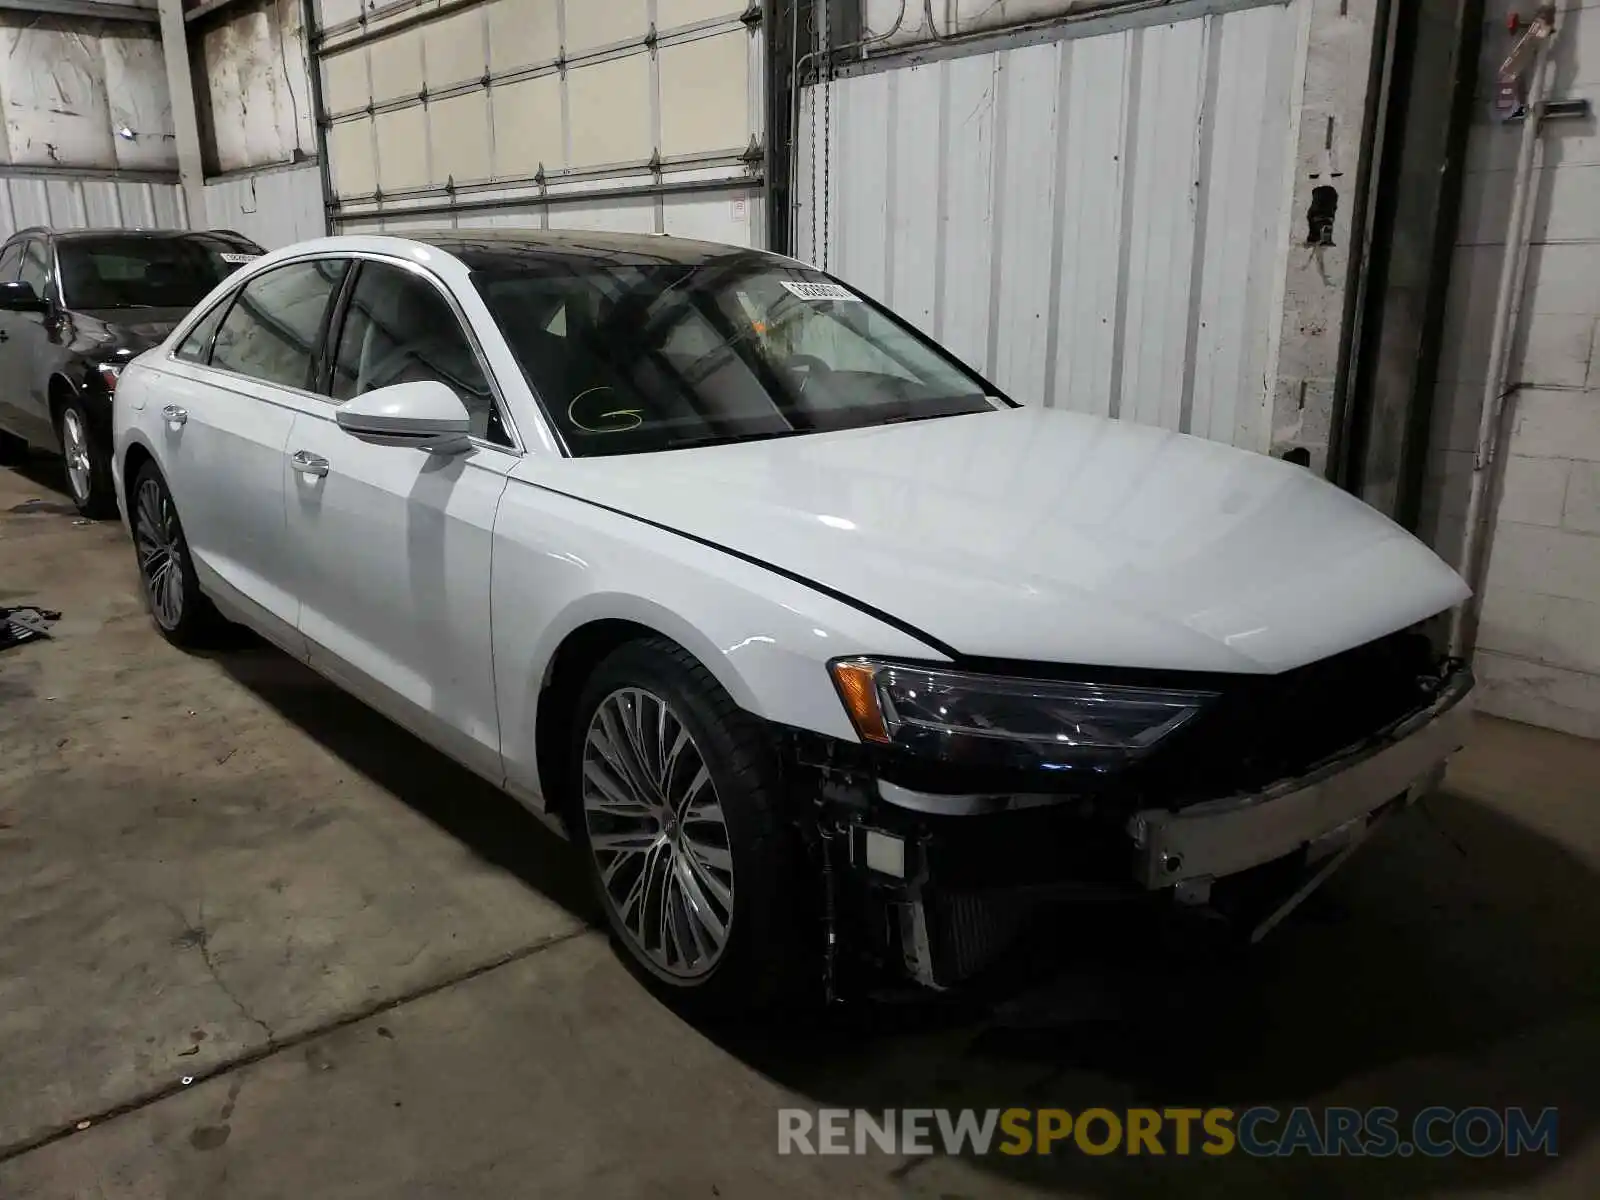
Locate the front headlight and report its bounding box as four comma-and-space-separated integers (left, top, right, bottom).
829, 658, 1215, 770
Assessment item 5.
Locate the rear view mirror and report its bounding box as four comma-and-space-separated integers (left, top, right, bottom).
0, 281, 48, 314
335, 380, 472, 453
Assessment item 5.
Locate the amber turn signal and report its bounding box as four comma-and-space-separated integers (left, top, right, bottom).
829, 659, 891, 743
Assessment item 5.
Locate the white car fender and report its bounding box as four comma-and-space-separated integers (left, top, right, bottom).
491, 470, 948, 806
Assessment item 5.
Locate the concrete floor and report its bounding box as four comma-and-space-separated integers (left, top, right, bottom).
1, 453, 1597, 1199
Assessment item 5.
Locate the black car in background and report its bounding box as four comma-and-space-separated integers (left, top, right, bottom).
0, 227, 265, 517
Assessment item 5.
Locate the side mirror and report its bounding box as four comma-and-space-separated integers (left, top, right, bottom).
335, 380, 472, 453
0, 281, 48, 314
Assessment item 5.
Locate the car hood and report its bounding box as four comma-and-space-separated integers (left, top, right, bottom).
65, 307, 191, 359
543, 407, 1469, 674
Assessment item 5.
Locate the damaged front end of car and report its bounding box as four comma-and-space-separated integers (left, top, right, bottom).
777, 626, 1475, 997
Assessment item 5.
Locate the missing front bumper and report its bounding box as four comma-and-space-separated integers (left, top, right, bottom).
1125, 664, 1473, 888
824, 662, 1474, 991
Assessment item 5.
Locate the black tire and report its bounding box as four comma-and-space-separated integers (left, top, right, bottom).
568, 637, 813, 1016
130, 460, 222, 647
0, 430, 25, 465
56, 395, 116, 518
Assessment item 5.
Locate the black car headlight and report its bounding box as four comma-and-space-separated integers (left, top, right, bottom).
829, 658, 1216, 771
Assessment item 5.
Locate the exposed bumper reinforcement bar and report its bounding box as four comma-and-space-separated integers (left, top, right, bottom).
1126, 665, 1474, 889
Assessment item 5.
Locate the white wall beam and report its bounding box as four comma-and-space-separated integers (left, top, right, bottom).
157, 0, 207, 224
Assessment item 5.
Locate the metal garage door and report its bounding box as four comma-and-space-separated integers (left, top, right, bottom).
797, 0, 1308, 453
315, 0, 766, 246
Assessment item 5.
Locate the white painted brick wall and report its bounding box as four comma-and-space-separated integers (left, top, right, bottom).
1424, 0, 1600, 739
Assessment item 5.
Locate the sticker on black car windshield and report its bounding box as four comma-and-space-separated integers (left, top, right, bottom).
219, 252, 260, 264
779, 280, 860, 302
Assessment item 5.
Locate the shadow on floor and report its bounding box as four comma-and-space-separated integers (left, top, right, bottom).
1, 452, 77, 514
209, 637, 600, 927
207, 634, 1597, 1196
710, 789, 1598, 1197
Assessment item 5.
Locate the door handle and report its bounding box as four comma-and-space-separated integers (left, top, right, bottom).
161, 405, 188, 425
290, 449, 329, 478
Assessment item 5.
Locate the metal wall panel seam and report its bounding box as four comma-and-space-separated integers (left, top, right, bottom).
1105, 27, 1143, 422
366, 41, 381, 206
931, 59, 950, 340
558, 0, 573, 176
0, 0, 159, 25
329, 147, 756, 209
1040, 37, 1072, 409
649, 0, 664, 234
982, 53, 1008, 381
1176, 13, 1224, 435
421, 34, 436, 206
333, 173, 762, 224
881, 69, 898, 306
478, 3, 492, 231
0, 165, 180, 183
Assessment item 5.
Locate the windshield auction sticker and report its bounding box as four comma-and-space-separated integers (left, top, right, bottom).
779, 280, 860, 302
219, 253, 261, 264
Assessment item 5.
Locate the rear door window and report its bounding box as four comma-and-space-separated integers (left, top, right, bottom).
211, 259, 348, 391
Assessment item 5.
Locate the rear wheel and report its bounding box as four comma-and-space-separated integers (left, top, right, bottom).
131, 461, 219, 646
0, 430, 25, 465
569, 638, 812, 1015
56, 396, 115, 517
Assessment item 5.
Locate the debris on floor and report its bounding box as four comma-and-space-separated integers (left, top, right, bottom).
0, 606, 61, 651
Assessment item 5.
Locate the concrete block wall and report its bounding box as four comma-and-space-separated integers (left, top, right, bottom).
1422, 0, 1600, 738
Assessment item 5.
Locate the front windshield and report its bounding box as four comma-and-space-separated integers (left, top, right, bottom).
57, 237, 259, 310
471, 256, 999, 456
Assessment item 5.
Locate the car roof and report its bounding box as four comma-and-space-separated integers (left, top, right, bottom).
6, 227, 262, 246
407, 227, 773, 269
55, 228, 260, 244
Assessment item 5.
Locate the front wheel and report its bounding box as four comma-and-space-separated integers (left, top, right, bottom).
57, 396, 116, 517
569, 638, 812, 1015
131, 462, 220, 646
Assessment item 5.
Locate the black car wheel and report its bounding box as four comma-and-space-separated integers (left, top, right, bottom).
569, 637, 813, 1015
56, 396, 115, 518
131, 461, 219, 646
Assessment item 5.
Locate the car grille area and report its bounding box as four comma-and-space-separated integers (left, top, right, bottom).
1135, 628, 1447, 807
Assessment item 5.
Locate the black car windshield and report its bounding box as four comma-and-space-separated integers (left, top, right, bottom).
470, 256, 998, 456
56, 237, 260, 310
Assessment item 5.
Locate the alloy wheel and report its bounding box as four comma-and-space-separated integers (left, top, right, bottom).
61, 409, 92, 505
582, 687, 735, 980
134, 477, 185, 630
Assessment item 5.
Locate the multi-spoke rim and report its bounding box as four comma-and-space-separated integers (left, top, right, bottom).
582, 687, 734, 980
62, 409, 91, 504
134, 477, 185, 630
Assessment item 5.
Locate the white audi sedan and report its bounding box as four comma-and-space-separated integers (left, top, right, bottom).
112, 231, 1473, 1010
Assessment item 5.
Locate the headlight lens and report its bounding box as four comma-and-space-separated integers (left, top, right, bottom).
830, 658, 1215, 770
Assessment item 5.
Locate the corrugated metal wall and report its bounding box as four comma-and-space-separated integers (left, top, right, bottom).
203, 160, 324, 247
797, 0, 1308, 452
315, 0, 764, 244
0, 173, 188, 243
